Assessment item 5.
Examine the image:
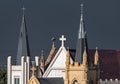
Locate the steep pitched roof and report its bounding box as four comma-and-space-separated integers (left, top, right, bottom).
70, 49, 120, 80
16, 13, 30, 65
43, 35, 67, 77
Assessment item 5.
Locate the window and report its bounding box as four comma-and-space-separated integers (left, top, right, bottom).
14, 77, 20, 84
73, 80, 79, 84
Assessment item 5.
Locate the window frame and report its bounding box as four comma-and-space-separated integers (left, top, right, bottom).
14, 76, 20, 84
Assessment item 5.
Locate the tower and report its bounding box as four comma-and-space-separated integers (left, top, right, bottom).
64, 4, 99, 84
7, 8, 30, 84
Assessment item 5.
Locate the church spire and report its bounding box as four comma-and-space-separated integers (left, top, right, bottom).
16, 7, 30, 65
79, 4, 85, 39
75, 4, 89, 64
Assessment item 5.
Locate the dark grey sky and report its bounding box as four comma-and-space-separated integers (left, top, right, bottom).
0, 0, 120, 65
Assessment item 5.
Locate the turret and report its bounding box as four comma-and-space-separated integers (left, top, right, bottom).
66, 48, 70, 68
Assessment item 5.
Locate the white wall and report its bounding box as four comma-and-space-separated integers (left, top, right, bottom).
12, 70, 22, 84
43, 47, 73, 79
7, 56, 30, 84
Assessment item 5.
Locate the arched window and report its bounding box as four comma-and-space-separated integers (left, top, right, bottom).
73, 80, 79, 84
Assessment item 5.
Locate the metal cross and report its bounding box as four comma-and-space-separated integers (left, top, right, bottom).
59, 35, 66, 47
22, 6, 26, 15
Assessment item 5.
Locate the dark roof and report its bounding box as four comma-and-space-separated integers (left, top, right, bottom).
16, 14, 30, 65
38, 78, 64, 84
69, 49, 120, 80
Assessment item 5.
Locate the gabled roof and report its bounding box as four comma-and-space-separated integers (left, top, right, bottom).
69, 49, 120, 80
43, 46, 67, 77
43, 35, 67, 77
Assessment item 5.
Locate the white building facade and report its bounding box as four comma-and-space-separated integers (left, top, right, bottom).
7, 56, 30, 84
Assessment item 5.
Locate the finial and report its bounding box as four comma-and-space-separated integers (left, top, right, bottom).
96, 47, 98, 50
51, 37, 56, 48
31, 61, 35, 67
94, 47, 99, 65
51, 37, 56, 41
84, 46, 86, 50
80, 4, 83, 20
41, 50, 44, 57
31, 66, 36, 76
59, 35, 66, 47
22, 6, 26, 16
21, 6, 26, 23
67, 47, 69, 51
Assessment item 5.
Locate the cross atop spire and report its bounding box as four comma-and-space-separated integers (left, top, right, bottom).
22, 6, 26, 16
59, 35, 66, 47
80, 4, 83, 21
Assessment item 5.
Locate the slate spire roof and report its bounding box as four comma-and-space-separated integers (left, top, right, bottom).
16, 8, 30, 65
75, 4, 89, 64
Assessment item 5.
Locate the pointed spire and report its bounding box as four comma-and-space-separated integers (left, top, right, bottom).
16, 7, 30, 65
94, 47, 99, 65
75, 4, 89, 64
80, 4, 83, 22
21, 6, 26, 24
79, 4, 84, 39
40, 50, 45, 73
